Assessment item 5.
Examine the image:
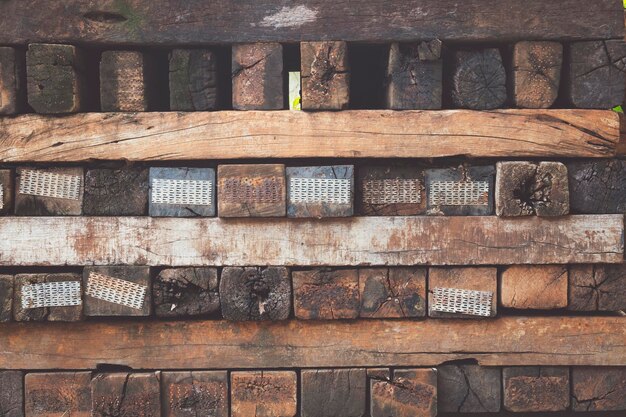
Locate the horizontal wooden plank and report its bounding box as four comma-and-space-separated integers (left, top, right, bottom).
0, 110, 619, 162
618, 112, 626, 157
0, 317, 624, 369
0, 215, 621, 266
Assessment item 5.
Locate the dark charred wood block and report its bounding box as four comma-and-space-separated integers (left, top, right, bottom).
0, 274, 12, 322
386, 40, 442, 110
0, 47, 25, 115
15, 167, 84, 216
425, 165, 494, 215
217, 164, 286, 217
293, 268, 359, 320
162, 371, 228, 417
91, 372, 161, 417
359, 267, 426, 318
370, 368, 437, 417
84, 167, 149, 216
231, 371, 297, 417
495, 161, 569, 217
569, 40, 626, 109
232, 43, 284, 110
220, 266, 290, 321
301, 41, 350, 110
512, 41, 562, 108
0, 371, 23, 417
149, 167, 216, 217
428, 267, 497, 318
13, 274, 47, 321
569, 264, 626, 312
13, 273, 82, 322
567, 159, 626, 214
25, 372, 91, 417
0, 169, 14, 215
437, 364, 501, 413
46, 272, 83, 322
26, 43, 85, 114
286, 165, 354, 218
169, 49, 218, 111
100, 51, 154, 112
300, 369, 366, 417
572, 367, 626, 411
503, 366, 570, 412
356, 164, 426, 216
501, 265, 568, 310
83, 266, 151, 317
153, 267, 220, 318
451, 48, 507, 110
367, 368, 391, 381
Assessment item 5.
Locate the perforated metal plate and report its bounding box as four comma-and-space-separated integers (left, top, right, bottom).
362, 179, 422, 204
86, 272, 147, 310
289, 177, 351, 204
19, 169, 82, 200
431, 287, 493, 317
429, 181, 489, 206
151, 178, 212, 206
21, 281, 82, 309
221, 177, 283, 203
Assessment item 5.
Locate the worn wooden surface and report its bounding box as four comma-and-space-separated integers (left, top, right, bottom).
359, 267, 426, 318
357, 164, 426, 216
232, 43, 284, 110
293, 268, 360, 320
571, 367, 626, 412
511, 41, 563, 109
569, 265, 626, 312
231, 371, 297, 417
0, 170, 13, 216
437, 365, 501, 413
162, 371, 228, 417
301, 41, 350, 110
0, 110, 619, 162
0, 371, 23, 417
149, 167, 215, 217
424, 165, 494, 216
25, 372, 92, 417
370, 368, 437, 417
428, 267, 497, 318
169, 49, 218, 111
286, 165, 353, 218
0, 275, 12, 322
0, 215, 621, 266
503, 367, 570, 412
451, 49, 507, 110
568, 159, 626, 214
84, 167, 148, 216
153, 267, 220, 318
83, 266, 151, 317
14, 167, 84, 216
100, 51, 152, 112
91, 373, 161, 417
500, 265, 568, 310
300, 369, 366, 417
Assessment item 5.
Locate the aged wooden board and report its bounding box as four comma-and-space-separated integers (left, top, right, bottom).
0, 110, 619, 162
0, 215, 621, 266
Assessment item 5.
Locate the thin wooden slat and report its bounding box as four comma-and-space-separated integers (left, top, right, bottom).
0, 110, 619, 162
0, 215, 621, 266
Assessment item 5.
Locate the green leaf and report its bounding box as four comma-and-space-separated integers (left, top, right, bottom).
612, 105, 623, 113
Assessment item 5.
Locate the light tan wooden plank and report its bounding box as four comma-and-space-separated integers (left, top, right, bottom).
0, 110, 618, 162
0, 215, 621, 266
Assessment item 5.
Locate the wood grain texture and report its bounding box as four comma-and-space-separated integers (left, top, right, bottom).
0, 110, 619, 162
0, 215, 620, 266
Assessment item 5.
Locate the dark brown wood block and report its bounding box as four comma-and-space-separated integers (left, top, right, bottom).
13, 274, 47, 321
301, 41, 349, 110
501, 265, 568, 309
0, 169, 14, 215
46, 272, 83, 322
370, 368, 437, 417
218, 164, 286, 217
25, 372, 91, 417
568, 159, 626, 214
26, 43, 84, 114
451, 49, 507, 110
220, 266, 291, 321
153, 267, 220, 317
495, 161, 569, 217
0, 47, 24, 115
367, 368, 391, 381
569, 264, 626, 312
428, 267, 497, 318
357, 164, 426, 216
162, 371, 228, 417
512, 41, 562, 108
231, 371, 297, 417
572, 367, 626, 411
293, 268, 359, 320
0, 274, 12, 322
91, 372, 161, 417
386, 40, 442, 110
300, 369, 366, 417
359, 267, 426, 318
100, 51, 153, 112
286, 165, 353, 218
232, 43, 284, 110
503, 367, 570, 412
15, 167, 84, 216
437, 364, 501, 413
84, 167, 149, 216
0, 371, 23, 417
13, 273, 82, 322
169, 49, 218, 111
83, 266, 151, 317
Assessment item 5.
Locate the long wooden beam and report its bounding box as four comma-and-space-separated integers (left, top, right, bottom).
0, 215, 622, 266
0, 110, 618, 162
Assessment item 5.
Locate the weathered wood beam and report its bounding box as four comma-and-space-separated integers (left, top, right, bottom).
0, 215, 621, 266
0, 317, 624, 370
0, 110, 619, 162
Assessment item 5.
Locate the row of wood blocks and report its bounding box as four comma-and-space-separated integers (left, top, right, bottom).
1, 39, 625, 115
1, 365, 625, 416
1, 159, 624, 217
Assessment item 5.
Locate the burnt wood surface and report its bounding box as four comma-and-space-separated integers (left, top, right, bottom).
451, 49, 507, 110
370, 368, 437, 417
169, 49, 218, 111
0, 371, 23, 417
84, 167, 148, 216
293, 268, 360, 320
300, 369, 366, 417
568, 264, 626, 312
568, 159, 626, 214
153, 267, 220, 318
0, 274, 13, 322
359, 267, 426, 318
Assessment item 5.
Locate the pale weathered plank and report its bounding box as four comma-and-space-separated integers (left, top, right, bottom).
0, 110, 618, 162
0, 215, 621, 266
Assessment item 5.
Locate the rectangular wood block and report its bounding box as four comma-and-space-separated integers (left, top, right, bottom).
100, 51, 153, 112
512, 41, 562, 108
293, 268, 360, 320
83, 266, 151, 317
300, 369, 366, 417
368, 368, 391, 381
162, 371, 228, 417
15, 167, 84, 216
25, 372, 91, 417
231, 371, 297, 417
149, 167, 216, 217
386, 40, 442, 109
451, 49, 507, 110
438, 364, 501, 413
359, 267, 426, 318
0, 274, 13, 322
301, 41, 350, 110
45, 273, 83, 322
169, 49, 218, 111
232, 43, 284, 110
218, 164, 285, 217
0, 169, 14, 215
503, 367, 570, 412
428, 267, 497, 318
13, 273, 46, 321
569, 264, 626, 312
91, 372, 161, 417
370, 368, 437, 417
425, 164, 494, 215
286, 165, 353, 218
84, 167, 148, 216
357, 164, 426, 216
26, 43, 84, 114
153, 267, 220, 318
567, 159, 626, 214
0, 47, 24, 115
500, 265, 568, 309
572, 367, 626, 411
13, 273, 83, 322
0, 371, 23, 417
